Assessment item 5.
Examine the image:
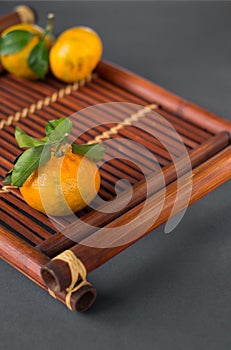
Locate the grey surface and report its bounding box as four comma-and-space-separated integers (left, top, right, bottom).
0, 1, 231, 349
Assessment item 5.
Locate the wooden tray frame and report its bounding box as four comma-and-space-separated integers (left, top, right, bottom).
0, 8, 231, 312
1, 60, 231, 311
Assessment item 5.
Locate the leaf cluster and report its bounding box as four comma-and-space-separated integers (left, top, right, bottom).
3, 117, 106, 187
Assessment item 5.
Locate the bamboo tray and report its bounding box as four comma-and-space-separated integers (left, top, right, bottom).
1, 7, 231, 312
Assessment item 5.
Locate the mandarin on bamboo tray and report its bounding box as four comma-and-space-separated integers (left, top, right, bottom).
0, 6, 231, 312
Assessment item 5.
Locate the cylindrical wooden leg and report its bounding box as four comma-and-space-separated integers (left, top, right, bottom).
41, 259, 71, 293
70, 285, 97, 312
41, 258, 97, 312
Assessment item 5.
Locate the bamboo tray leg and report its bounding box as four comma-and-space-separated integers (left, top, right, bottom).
0, 227, 97, 312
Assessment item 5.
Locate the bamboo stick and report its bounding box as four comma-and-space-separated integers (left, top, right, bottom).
41, 142, 231, 293
38, 131, 230, 258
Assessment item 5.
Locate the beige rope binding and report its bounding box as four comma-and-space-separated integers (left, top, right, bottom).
0, 101, 158, 194
49, 250, 90, 310
0, 75, 93, 131
87, 104, 158, 145
0, 185, 18, 194
15, 5, 36, 24
0, 75, 93, 194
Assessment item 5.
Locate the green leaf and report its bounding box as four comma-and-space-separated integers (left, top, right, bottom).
2, 170, 13, 185
0, 30, 34, 55
15, 126, 48, 148
72, 143, 106, 162
45, 117, 72, 142
11, 145, 51, 187
28, 38, 49, 78
2, 152, 23, 184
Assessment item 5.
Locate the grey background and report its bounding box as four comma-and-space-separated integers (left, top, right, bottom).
0, 1, 231, 349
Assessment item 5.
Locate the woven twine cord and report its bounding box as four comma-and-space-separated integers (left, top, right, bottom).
48, 250, 89, 310
0, 74, 93, 131
0, 74, 91, 194
0, 185, 18, 193
0, 76, 158, 195
87, 103, 158, 145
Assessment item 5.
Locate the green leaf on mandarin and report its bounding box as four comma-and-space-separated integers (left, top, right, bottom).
0, 29, 34, 55
28, 37, 49, 78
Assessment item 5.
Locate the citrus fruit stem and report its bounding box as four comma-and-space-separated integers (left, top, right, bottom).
45, 13, 55, 36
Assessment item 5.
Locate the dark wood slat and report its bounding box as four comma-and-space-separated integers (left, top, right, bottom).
1, 207, 42, 245
2, 194, 56, 236
94, 77, 148, 105
6, 74, 59, 95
